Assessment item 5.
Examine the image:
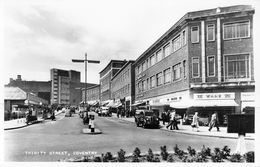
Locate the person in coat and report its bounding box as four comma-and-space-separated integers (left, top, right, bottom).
208, 112, 220, 131
191, 112, 199, 131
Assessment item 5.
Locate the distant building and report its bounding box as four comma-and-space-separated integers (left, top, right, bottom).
111, 60, 135, 110
82, 84, 100, 105
134, 5, 255, 125
99, 60, 127, 103
6, 75, 51, 103
50, 68, 97, 105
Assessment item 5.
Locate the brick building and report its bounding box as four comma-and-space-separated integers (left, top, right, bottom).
99, 60, 127, 104
6, 75, 51, 103
134, 5, 255, 125
82, 84, 100, 105
111, 60, 135, 110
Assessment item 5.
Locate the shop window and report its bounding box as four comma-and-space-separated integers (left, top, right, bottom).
224, 54, 250, 81
164, 68, 171, 83
207, 56, 215, 77
191, 26, 199, 43
223, 21, 250, 40
156, 72, 163, 86
192, 57, 200, 78
173, 63, 181, 80
207, 24, 215, 41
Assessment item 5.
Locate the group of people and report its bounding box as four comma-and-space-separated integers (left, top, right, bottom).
162, 110, 220, 132
116, 108, 135, 118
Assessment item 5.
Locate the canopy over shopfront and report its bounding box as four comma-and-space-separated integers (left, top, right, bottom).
131, 101, 146, 107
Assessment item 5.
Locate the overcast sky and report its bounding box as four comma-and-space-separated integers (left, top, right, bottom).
2, 0, 259, 85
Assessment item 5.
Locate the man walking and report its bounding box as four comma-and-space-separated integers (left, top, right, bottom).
208, 112, 220, 131
166, 110, 178, 130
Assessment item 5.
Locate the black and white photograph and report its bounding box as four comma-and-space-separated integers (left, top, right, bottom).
1, 0, 259, 166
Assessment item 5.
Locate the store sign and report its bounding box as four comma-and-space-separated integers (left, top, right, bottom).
194, 93, 235, 100
241, 92, 255, 101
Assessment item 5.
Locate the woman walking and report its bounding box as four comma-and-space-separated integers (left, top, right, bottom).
191, 112, 199, 132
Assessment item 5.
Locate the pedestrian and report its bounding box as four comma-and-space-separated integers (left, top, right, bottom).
191, 112, 199, 131
208, 112, 220, 132
161, 110, 166, 125
166, 110, 178, 130
117, 108, 120, 118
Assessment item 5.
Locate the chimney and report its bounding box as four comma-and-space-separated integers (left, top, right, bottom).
9, 78, 14, 83
17, 75, 22, 81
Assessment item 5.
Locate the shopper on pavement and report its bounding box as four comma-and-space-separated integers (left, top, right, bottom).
208, 112, 220, 131
191, 112, 199, 131
161, 110, 167, 125
166, 110, 178, 130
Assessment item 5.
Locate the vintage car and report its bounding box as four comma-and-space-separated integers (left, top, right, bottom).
99, 107, 111, 117
135, 110, 160, 128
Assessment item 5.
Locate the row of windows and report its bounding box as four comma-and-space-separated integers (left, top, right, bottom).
113, 84, 130, 98
190, 20, 250, 43
87, 88, 99, 95
113, 69, 130, 86
136, 30, 187, 75
191, 54, 250, 80
137, 61, 186, 93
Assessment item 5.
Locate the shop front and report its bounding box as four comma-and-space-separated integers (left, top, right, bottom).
241, 92, 255, 114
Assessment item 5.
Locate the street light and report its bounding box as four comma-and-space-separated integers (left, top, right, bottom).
72, 53, 100, 111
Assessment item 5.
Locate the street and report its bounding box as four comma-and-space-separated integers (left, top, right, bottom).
4, 112, 254, 162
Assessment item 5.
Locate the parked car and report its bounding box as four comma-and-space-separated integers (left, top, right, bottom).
65, 108, 72, 117
135, 110, 159, 128
100, 107, 111, 117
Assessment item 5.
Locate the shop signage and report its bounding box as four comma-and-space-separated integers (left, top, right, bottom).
241, 92, 255, 101
194, 93, 235, 100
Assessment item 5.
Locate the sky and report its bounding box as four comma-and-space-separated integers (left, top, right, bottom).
1, 0, 259, 85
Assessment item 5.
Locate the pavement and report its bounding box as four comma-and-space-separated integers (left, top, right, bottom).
111, 113, 255, 140
4, 110, 64, 130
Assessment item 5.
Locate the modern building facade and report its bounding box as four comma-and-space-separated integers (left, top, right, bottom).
111, 60, 135, 110
99, 60, 127, 103
133, 5, 255, 125
50, 69, 82, 105
6, 75, 51, 103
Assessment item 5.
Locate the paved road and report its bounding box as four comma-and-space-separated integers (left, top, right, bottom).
4, 112, 254, 162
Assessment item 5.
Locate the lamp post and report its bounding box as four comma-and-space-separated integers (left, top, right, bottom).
72, 53, 100, 111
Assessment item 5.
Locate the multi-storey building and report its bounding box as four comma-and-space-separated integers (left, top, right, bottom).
134, 5, 255, 125
6, 75, 51, 103
111, 60, 135, 110
82, 84, 100, 105
99, 60, 127, 103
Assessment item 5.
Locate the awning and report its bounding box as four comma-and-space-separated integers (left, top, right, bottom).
150, 102, 170, 107
106, 100, 115, 107
191, 100, 239, 107
131, 101, 146, 106
241, 101, 255, 108
170, 99, 238, 108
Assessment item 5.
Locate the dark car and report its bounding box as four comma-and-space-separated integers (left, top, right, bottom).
135, 110, 159, 128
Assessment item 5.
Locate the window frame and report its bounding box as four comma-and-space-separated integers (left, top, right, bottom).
163, 67, 171, 84
207, 55, 215, 77
192, 57, 200, 78
173, 34, 182, 52
163, 43, 171, 57
156, 49, 163, 62
207, 24, 215, 42
191, 26, 199, 43
223, 53, 251, 82
150, 54, 156, 66
156, 72, 163, 86
182, 30, 187, 46
223, 20, 250, 40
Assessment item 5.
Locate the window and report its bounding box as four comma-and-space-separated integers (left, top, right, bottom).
173, 35, 181, 52
223, 21, 250, 39
164, 43, 171, 57
150, 55, 156, 66
191, 26, 199, 43
137, 82, 142, 93
150, 75, 156, 88
173, 63, 181, 80
141, 81, 145, 92
183, 60, 186, 78
138, 65, 142, 74
182, 30, 187, 45
207, 56, 215, 77
164, 68, 171, 83
224, 54, 250, 80
223, 21, 250, 40
146, 59, 150, 68
207, 24, 215, 41
156, 50, 163, 62
192, 57, 200, 78
142, 61, 146, 71
146, 78, 150, 90
156, 72, 163, 86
